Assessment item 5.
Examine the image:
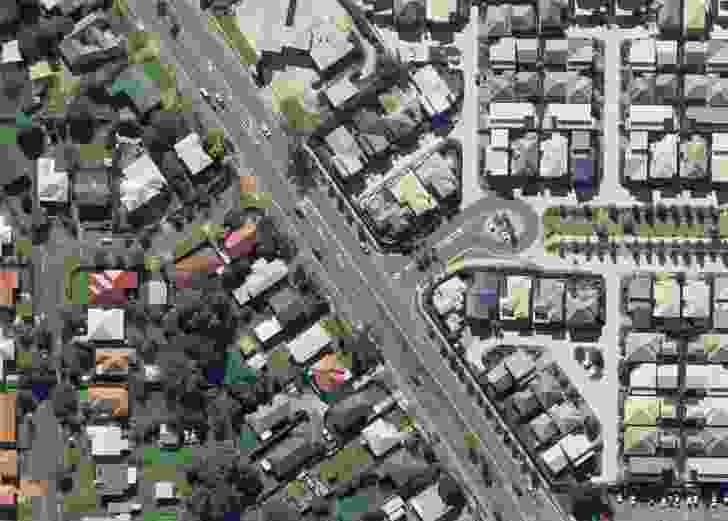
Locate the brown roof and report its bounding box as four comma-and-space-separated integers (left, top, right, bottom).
0, 289, 14, 307
0, 394, 15, 442
175, 255, 224, 274
19, 479, 48, 497
0, 450, 16, 480
95, 350, 130, 371
88, 385, 128, 417
240, 175, 257, 193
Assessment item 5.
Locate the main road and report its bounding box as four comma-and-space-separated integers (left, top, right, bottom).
125, 2, 568, 520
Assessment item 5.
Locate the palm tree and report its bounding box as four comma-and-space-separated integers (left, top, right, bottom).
585, 239, 594, 261
644, 238, 654, 264
643, 207, 655, 226
656, 204, 668, 222
682, 205, 694, 225
609, 240, 619, 262
670, 246, 680, 265
670, 205, 681, 224
632, 205, 642, 224
695, 207, 706, 224
608, 204, 619, 223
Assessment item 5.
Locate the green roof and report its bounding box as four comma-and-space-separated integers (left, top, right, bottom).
224, 349, 257, 386
336, 495, 370, 521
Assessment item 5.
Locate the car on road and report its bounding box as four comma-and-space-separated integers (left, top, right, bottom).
199, 88, 212, 103
260, 122, 272, 139
360, 242, 371, 254
214, 93, 227, 111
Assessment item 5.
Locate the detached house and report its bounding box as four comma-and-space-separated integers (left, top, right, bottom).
174, 133, 214, 177
60, 12, 126, 74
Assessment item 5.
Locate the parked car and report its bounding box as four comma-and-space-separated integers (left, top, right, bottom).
199, 88, 212, 103
260, 122, 272, 139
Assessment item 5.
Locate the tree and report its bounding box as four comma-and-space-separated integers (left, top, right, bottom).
2, 66, 27, 101
16, 126, 45, 159
438, 474, 466, 508
204, 128, 226, 161
62, 342, 93, 381
51, 383, 79, 424
16, 389, 38, 417
68, 96, 96, 144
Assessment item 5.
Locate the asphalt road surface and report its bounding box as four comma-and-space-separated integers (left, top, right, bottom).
124, 2, 568, 520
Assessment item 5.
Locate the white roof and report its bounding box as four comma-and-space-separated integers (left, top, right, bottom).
543, 104, 593, 127
714, 133, 728, 152
489, 37, 516, 64
326, 77, 359, 107
254, 317, 283, 343
0, 216, 11, 245
1, 41, 22, 64
362, 418, 406, 457
127, 467, 137, 485
629, 105, 674, 126
87, 308, 125, 341
174, 133, 214, 176
540, 443, 569, 474
287, 321, 333, 364
491, 129, 510, 149
488, 103, 536, 124
144, 364, 160, 381
37, 158, 69, 203
408, 484, 450, 521
559, 433, 594, 462
155, 481, 175, 499
629, 39, 656, 65
40, 0, 62, 10
121, 154, 167, 212
309, 20, 355, 71
540, 133, 568, 177
86, 425, 129, 456
144, 280, 167, 305
686, 458, 728, 477
233, 259, 289, 305
412, 65, 453, 115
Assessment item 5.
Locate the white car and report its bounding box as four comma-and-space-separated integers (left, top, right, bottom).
199, 88, 211, 102
615, 493, 623, 504
260, 123, 272, 139
629, 495, 637, 506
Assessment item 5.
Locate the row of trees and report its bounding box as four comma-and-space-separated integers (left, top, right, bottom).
557, 204, 722, 229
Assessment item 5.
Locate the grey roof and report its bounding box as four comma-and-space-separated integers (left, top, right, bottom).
684, 75, 710, 102
108, 64, 162, 116
533, 277, 566, 324
511, 132, 539, 176
566, 75, 592, 104
624, 332, 662, 363
710, 79, 728, 107
248, 396, 292, 436
539, 0, 565, 29
685, 107, 728, 126
628, 456, 674, 475
657, 0, 680, 32
530, 412, 559, 445
96, 463, 128, 497
628, 274, 652, 301
514, 72, 540, 99
655, 74, 678, 104
511, 4, 536, 33
565, 278, 603, 327
483, 73, 515, 103
571, 131, 591, 151
268, 285, 300, 316
484, 5, 512, 37
630, 76, 654, 105
73, 168, 111, 206
543, 72, 570, 100
543, 39, 569, 66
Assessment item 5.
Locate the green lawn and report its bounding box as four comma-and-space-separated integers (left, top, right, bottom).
0, 126, 17, 145
240, 191, 273, 209
318, 445, 373, 484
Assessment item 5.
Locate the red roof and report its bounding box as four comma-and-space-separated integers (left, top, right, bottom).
89, 271, 138, 305
0, 272, 18, 289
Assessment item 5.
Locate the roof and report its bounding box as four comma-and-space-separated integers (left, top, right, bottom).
73, 167, 111, 206
248, 394, 291, 436
240, 175, 257, 193
95, 348, 134, 375
90, 271, 138, 305
325, 77, 359, 107
88, 385, 129, 417
87, 308, 125, 341
408, 484, 450, 521
121, 154, 167, 212
308, 18, 355, 71
362, 418, 406, 457
683, 276, 710, 318
412, 65, 453, 117
312, 352, 352, 391
540, 133, 568, 178
174, 133, 214, 176
530, 412, 559, 444
0, 450, 16, 480
287, 321, 333, 364
155, 481, 175, 499
500, 275, 531, 320
142, 279, 167, 306
233, 259, 289, 305
623, 397, 675, 425
254, 317, 283, 343
653, 274, 680, 317
1, 41, 21, 64
326, 127, 364, 178
624, 332, 663, 363
628, 456, 674, 475
109, 64, 161, 116
565, 278, 603, 327
270, 442, 324, 481
0, 394, 14, 443
540, 442, 569, 475
426, 0, 457, 22
37, 158, 69, 203
86, 425, 129, 456
96, 462, 130, 496
685, 397, 728, 425
685, 458, 728, 479
533, 278, 565, 324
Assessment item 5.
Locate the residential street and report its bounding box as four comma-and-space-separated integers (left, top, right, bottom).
121, 1, 570, 520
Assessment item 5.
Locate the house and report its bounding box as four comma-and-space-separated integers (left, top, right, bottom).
37, 157, 69, 204
485, 129, 510, 176
685, 458, 728, 481
268, 286, 308, 327
628, 106, 676, 131
158, 423, 179, 447
233, 259, 289, 306
466, 271, 500, 320
489, 37, 516, 69
0, 272, 18, 308
426, 0, 458, 23
391, 172, 437, 216
86, 426, 129, 457
629, 363, 678, 389
362, 418, 407, 457
1, 41, 22, 64
326, 382, 391, 434
708, 40, 728, 73
95, 463, 131, 497
0, 450, 16, 482
120, 154, 168, 213
529, 412, 559, 446
87, 308, 125, 342
308, 18, 356, 73
155, 481, 176, 502
653, 274, 680, 318
413, 149, 459, 200
144, 364, 160, 383
108, 64, 162, 116
559, 433, 597, 469
432, 276, 467, 316
95, 348, 134, 377
325, 76, 359, 108
88, 385, 129, 417
0, 217, 11, 247
628, 456, 675, 476
625, 132, 649, 182
59, 12, 126, 73
685, 365, 728, 391
542, 104, 593, 130
488, 350, 535, 390
712, 133, 728, 183
269, 441, 326, 481
565, 277, 603, 328
629, 39, 656, 72
681, 134, 708, 179
411, 65, 455, 117
408, 483, 452, 521
0, 394, 15, 444
141, 279, 168, 306
688, 335, 728, 362
89, 271, 138, 306
484, 5, 512, 37
511, 387, 542, 419
326, 126, 365, 179
682, 275, 710, 319
174, 133, 214, 177
516, 38, 539, 65
568, 38, 594, 70
311, 352, 352, 392
225, 222, 257, 259
684, 397, 728, 425
623, 396, 676, 425
539, 133, 568, 178
287, 321, 333, 364
685, 107, 728, 128
254, 317, 283, 344
248, 394, 292, 440
623, 427, 659, 455
499, 275, 532, 321
74, 167, 112, 208
540, 442, 569, 475
624, 332, 664, 364
488, 102, 536, 128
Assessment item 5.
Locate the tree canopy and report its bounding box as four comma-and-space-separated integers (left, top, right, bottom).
17, 126, 45, 159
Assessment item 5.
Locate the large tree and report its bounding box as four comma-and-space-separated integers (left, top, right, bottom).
51, 383, 79, 424
16, 126, 45, 159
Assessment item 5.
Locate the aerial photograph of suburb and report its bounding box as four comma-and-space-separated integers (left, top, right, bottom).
4, 0, 728, 520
